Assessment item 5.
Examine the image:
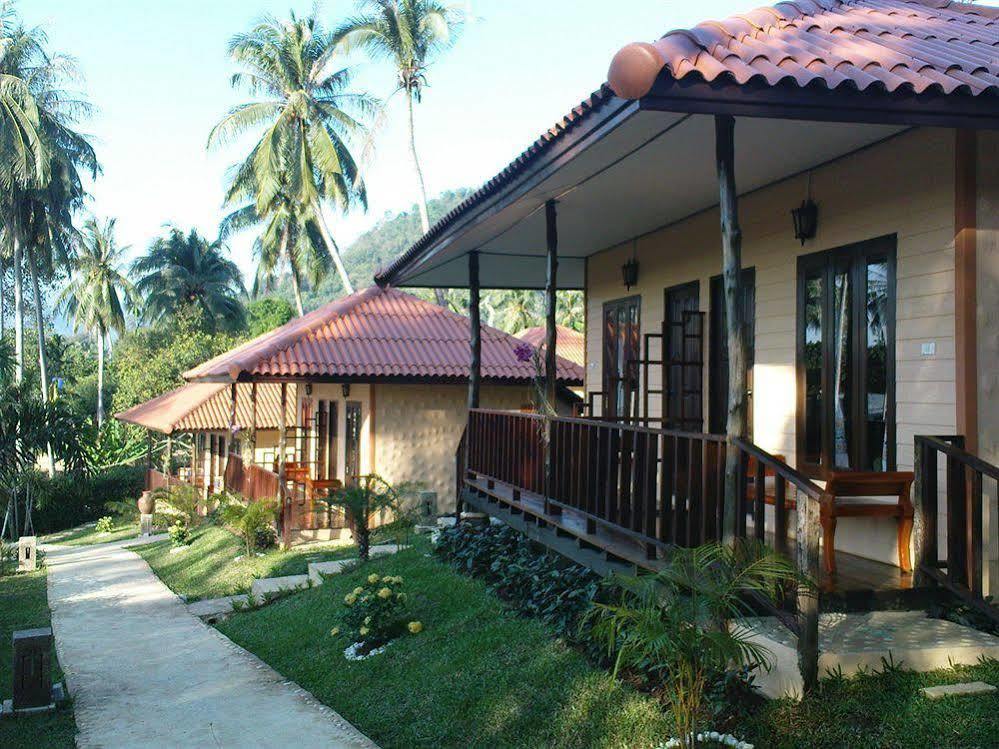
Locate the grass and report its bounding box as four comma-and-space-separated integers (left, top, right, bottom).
215, 542, 674, 748
41, 518, 139, 547
0, 566, 77, 748
739, 657, 999, 748
133, 524, 392, 601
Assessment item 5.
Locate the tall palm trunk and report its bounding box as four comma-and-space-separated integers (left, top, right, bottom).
95, 325, 105, 428
28, 250, 55, 477
1, 259, 6, 339
12, 238, 24, 384
311, 200, 354, 295
405, 91, 447, 308
290, 267, 305, 317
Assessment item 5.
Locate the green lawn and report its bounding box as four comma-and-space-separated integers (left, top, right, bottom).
0, 568, 77, 749
740, 658, 999, 748
42, 518, 140, 547
215, 543, 674, 749
134, 524, 378, 601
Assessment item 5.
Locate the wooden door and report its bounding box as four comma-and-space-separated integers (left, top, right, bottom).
345, 401, 362, 485
602, 297, 641, 418
664, 282, 703, 431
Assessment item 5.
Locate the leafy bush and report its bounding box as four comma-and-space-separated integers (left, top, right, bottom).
434, 523, 599, 639
336, 572, 416, 649
151, 484, 203, 528
220, 495, 278, 555
24, 464, 145, 534
168, 521, 191, 547
324, 475, 399, 560
584, 542, 800, 748
95, 516, 115, 533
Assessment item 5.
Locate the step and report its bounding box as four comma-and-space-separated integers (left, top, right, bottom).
186, 594, 250, 618
306, 544, 402, 585
740, 611, 999, 700
250, 574, 310, 597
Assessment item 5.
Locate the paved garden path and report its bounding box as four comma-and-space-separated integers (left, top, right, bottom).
45, 537, 377, 749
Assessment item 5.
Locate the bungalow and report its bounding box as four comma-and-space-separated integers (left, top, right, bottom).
374, 0, 999, 692
181, 285, 583, 544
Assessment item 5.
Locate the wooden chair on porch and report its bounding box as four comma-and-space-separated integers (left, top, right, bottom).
818, 471, 915, 575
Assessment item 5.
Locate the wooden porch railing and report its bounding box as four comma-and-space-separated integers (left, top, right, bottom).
463, 408, 824, 684
145, 468, 173, 492
224, 454, 281, 503
914, 435, 999, 624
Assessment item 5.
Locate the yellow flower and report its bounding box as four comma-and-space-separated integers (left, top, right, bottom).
352, 586, 363, 596
344, 593, 357, 606
367, 574, 380, 584
378, 587, 392, 600
407, 621, 423, 634
363, 616, 372, 626
329, 627, 340, 637
396, 592, 407, 602
359, 626, 369, 636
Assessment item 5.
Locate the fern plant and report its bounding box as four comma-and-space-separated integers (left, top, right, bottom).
325, 474, 398, 561
585, 541, 802, 748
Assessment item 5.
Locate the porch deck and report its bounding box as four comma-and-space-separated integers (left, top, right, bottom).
464, 473, 924, 612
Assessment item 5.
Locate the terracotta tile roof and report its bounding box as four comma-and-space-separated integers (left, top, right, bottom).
608, 0, 999, 99
183, 286, 584, 385
376, 0, 998, 289
115, 383, 293, 435
517, 325, 586, 368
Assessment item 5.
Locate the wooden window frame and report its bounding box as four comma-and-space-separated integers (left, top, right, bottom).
795, 234, 897, 478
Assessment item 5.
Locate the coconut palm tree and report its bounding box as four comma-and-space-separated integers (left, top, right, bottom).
131, 227, 246, 333
334, 0, 465, 306
59, 217, 136, 426
209, 10, 373, 301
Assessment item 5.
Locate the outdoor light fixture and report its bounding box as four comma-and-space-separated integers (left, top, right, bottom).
622, 239, 639, 290
342, 384, 351, 398
791, 199, 818, 245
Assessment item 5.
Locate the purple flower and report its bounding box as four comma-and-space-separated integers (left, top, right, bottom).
513, 343, 534, 363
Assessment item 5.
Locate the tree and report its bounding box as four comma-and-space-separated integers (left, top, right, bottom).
334, 0, 466, 305
59, 217, 136, 427
210, 10, 372, 307
325, 474, 398, 561
247, 296, 295, 337
131, 227, 246, 333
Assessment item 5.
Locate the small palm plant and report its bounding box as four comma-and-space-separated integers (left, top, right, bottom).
326, 474, 398, 561
586, 541, 801, 748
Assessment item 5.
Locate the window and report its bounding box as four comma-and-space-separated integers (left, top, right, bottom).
602, 296, 641, 418
345, 401, 362, 485
796, 236, 896, 477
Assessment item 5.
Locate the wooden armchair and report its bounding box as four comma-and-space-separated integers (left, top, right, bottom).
819, 471, 915, 575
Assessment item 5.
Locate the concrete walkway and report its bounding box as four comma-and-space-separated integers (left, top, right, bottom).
45, 537, 377, 749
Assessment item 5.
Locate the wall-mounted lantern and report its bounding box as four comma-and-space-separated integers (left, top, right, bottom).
341, 383, 351, 398
791, 199, 818, 246
622, 239, 640, 290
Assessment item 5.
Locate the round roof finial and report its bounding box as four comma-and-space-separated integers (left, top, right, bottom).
607, 41, 665, 100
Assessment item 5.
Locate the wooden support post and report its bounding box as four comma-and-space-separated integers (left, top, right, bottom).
224, 382, 237, 489
796, 492, 821, 693
468, 251, 481, 410
955, 129, 978, 454
544, 200, 559, 409
244, 381, 258, 466
163, 435, 173, 484
715, 114, 748, 544
278, 382, 289, 548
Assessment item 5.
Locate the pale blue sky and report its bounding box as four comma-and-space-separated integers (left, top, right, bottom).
23, 1, 998, 285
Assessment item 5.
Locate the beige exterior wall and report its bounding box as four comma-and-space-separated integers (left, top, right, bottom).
585, 127, 959, 565
374, 383, 533, 512
977, 129, 999, 595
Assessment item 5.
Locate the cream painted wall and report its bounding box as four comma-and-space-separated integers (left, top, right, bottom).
585, 127, 959, 565
977, 129, 999, 596
374, 383, 533, 511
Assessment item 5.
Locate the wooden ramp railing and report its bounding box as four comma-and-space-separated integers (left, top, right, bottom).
145, 468, 173, 492
224, 454, 281, 502
915, 435, 999, 624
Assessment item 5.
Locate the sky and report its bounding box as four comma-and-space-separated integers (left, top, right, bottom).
23, 0, 999, 286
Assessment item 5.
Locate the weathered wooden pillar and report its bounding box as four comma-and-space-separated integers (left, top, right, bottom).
163, 434, 173, 484
544, 200, 559, 409
715, 114, 747, 544
224, 382, 237, 489
796, 491, 821, 693
246, 382, 258, 465
468, 251, 482, 410
277, 382, 290, 548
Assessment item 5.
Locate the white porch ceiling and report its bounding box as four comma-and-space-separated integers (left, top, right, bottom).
394, 110, 904, 290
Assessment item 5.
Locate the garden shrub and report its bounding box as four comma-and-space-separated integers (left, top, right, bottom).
151, 484, 203, 528
336, 572, 416, 649
220, 494, 278, 555
168, 521, 191, 547
25, 464, 145, 534
434, 523, 599, 639
95, 516, 115, 533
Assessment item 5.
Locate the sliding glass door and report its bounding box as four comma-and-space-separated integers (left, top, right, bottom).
796, 236, 896, 477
